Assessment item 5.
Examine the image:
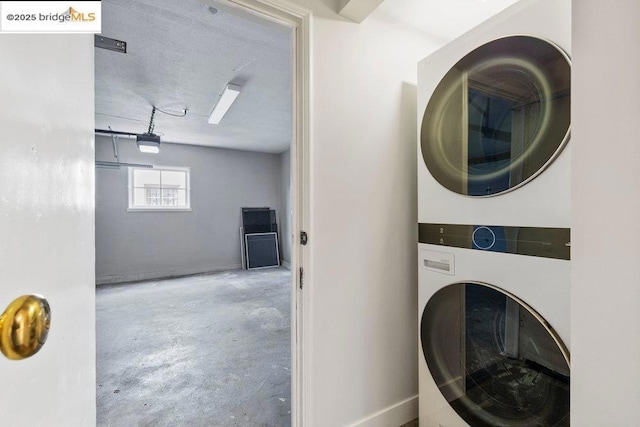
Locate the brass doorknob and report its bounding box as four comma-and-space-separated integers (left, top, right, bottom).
0, 295, 51, 360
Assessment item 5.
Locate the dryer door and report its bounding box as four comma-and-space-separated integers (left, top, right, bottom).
420, 36, 571, 196
421, 282, 570, 426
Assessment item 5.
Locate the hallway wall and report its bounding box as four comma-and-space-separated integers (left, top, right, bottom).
286, 1, 444, 424
572, 0, 640, 424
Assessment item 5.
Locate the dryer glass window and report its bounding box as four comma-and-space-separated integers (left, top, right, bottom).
421, 36, 570, 196
421, 282, 570, 426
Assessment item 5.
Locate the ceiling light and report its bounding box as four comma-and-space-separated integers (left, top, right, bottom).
139, 145, 159, 154
137, 133, 161, 154
208, 84, 241, 124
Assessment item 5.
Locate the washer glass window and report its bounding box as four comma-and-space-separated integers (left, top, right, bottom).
420, 36, 571, 196
421, 282, 570, 426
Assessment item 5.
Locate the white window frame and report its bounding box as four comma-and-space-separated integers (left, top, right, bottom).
127, 166, 191, 212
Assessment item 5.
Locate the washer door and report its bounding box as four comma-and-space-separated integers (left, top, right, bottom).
421, 36, 570, 196
421, 282, 570, 426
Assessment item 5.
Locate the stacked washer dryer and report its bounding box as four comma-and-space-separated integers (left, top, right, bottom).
417, 1, 571, 426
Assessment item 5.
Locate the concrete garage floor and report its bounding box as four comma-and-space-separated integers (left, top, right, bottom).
96, 267, 291, 427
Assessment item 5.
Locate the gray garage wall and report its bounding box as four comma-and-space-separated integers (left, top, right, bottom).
95, 135, 283, 284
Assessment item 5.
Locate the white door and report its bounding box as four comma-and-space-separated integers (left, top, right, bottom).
0, 34, 96, 425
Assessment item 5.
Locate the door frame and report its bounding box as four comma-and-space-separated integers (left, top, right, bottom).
199, 1, 312, 425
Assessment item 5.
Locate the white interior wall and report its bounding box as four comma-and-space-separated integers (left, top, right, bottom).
572, 1, 640, 424
95, 136, 283, 284
285, 1, 444, 424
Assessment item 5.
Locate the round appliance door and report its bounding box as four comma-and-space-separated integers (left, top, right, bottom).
421, 282, 570, 426
421, 36, 571, 196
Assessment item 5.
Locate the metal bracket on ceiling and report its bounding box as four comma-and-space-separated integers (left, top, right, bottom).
94, 35, 127, 53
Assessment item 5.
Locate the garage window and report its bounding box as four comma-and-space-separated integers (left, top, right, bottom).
128, 166, 191, 211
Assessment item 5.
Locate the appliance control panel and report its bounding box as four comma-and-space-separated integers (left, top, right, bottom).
418, 223, 570, 260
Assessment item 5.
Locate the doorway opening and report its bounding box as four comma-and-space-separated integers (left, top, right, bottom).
93, 0, 309, 424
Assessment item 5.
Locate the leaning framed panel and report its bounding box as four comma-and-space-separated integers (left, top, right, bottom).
245, 232, 280, 270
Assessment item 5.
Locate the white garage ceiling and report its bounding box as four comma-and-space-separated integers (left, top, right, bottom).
95, 0, 293, 153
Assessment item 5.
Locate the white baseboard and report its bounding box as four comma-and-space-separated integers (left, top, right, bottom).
96, 264, 242, 285
282, 260, 291, 269
348, 395, 418, 427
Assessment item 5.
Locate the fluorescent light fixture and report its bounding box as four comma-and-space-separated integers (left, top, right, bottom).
208, 84, 241, 124
136, 133, 161, 154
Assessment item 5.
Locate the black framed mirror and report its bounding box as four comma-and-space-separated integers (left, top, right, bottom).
420, 36, 570, 196
421, 282, 570, 426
